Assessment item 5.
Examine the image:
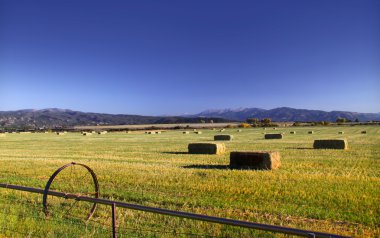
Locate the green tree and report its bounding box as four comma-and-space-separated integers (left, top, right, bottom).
336, 118, 346, 123
246, 118, 259, 124
261, 118, 272, 124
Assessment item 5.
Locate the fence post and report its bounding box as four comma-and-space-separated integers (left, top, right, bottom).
112, 203, 117, 238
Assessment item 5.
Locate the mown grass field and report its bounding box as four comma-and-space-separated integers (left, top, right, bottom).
0, 126, 379, 237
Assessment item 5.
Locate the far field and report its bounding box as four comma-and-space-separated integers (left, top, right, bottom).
0, 126, 379, 237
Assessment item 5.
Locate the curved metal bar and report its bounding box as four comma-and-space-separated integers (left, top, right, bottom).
43, 162, 100, 220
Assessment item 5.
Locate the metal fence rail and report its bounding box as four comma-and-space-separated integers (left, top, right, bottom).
0, 183, 350, 238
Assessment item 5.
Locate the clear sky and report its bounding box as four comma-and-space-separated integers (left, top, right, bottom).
0, 0, 379, 115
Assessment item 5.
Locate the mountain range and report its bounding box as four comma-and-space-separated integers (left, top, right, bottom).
194, 107, 380, 122
0, 107, 379, 129
0, 109, 229, 129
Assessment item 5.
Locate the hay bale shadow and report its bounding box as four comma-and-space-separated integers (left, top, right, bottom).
182, 164, 271, 170
182, 164, 230, 170
162, 151, 189, 155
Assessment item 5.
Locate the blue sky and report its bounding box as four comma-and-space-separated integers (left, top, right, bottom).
0, 0, 379, 115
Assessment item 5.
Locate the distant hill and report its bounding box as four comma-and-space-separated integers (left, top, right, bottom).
0, 108, 230, 129
1, 107, 379, 129
194, 107, 380, 122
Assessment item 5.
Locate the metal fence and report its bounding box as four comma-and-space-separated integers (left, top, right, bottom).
0, 162, 350, 238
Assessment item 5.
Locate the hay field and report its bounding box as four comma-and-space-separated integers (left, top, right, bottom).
0, 126, 379, 237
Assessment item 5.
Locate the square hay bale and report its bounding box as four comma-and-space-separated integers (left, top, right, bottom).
308, 131, 314, 134
230, 151, 281, 170
273, 128, 277, 130
195, 131, 202, 134
156, 131, 162, 134
338, 131, 344, 134
98, 131, 107, 135
188, 143, 225, 155
82, 132, 92, 136
290, 131, 296, 134
361, 131, 367, 134
313, 139, 348, 150
214, 135, 233, 141
183, 131, 190, 134
237, 129, 242, 132
264, 134, 283, 139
